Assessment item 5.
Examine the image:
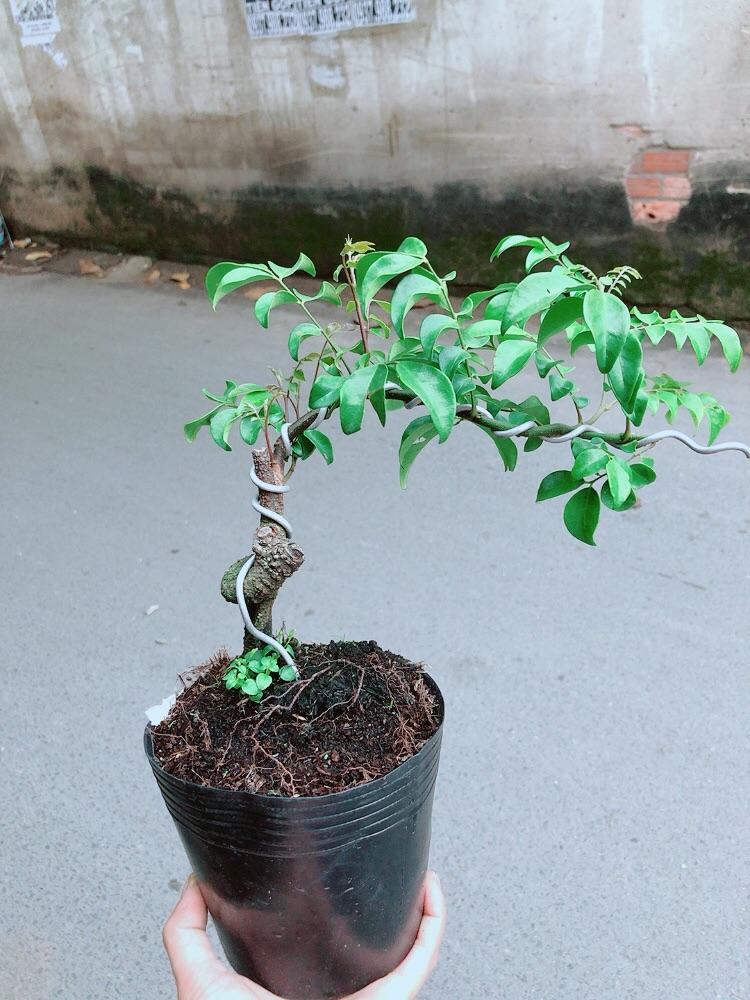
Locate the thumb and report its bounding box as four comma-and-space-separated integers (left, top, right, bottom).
162, 874, 226, 996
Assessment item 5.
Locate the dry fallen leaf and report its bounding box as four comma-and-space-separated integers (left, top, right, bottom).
177, 281, 190, 290
25, 250, 52, 262
144, 268, 160, 285
14, 237, 31, 249
79, 257, 104, 277
243, 283, 275, 301
170, 271, 190, 287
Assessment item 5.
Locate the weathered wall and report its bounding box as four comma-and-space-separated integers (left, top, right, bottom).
2, 0, 750, 311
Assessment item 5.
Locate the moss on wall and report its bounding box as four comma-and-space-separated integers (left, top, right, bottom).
5, 166, 750, 318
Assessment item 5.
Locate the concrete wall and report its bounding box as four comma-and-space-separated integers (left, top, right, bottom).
2, 0, 750, 312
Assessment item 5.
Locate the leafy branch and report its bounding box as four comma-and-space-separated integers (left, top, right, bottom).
190, 235, 746, 551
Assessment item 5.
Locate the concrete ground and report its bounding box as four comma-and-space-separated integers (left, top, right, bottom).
1, 271, 749, 1000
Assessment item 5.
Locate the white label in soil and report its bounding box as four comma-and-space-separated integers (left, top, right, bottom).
245, 0, 415, 38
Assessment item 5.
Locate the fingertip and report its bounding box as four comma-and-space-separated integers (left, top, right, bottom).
423, 870, 445, 919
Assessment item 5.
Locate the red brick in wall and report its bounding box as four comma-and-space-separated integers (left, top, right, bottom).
625, 147, 693, 228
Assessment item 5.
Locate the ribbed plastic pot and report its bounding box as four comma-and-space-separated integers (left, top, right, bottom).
145, 675, 444, 1000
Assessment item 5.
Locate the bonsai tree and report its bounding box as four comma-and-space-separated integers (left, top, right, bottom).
150, 234, 748, 1000
185, 234, 748, 695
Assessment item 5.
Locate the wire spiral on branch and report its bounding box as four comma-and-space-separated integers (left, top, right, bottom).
235, 409, 326, 674
453, 404, 750, 457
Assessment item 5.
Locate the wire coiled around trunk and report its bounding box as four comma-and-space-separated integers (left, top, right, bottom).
235, 409, 326, 674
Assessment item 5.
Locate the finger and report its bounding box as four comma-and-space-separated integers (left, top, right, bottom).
368, 871, 446, 999
162, 874, 226, 996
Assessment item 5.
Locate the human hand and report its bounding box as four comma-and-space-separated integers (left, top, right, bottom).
163, 871, 445, 1000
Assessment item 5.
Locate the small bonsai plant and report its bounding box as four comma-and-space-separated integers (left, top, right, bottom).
187, 234, 746, 666
148, 234, 748, 999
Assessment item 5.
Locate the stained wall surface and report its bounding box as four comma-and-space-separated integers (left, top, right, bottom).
2, 0, 749, 308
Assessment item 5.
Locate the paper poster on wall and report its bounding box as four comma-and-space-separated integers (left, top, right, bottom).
245, 0, 415, 39
9, 0, 66, 65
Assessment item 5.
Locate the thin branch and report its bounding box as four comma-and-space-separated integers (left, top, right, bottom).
342, 262, 369, 353
279, 389, 750, 459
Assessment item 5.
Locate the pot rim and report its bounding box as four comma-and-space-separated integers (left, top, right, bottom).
145, 668, 444, 805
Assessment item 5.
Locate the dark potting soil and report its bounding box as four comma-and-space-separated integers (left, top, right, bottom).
151, 640, 439, 796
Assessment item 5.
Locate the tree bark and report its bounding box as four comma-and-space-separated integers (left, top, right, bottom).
220, 448, 304, 653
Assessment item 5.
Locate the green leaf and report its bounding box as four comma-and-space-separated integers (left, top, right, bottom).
642, 321, 668, 346
202, 379, 238, 403
503, 270, 582, 330
299, 280, 342, 307
205, 262, 271, 308
484, 291, 513, 325
628, 461, 657, 488
368, 364, 388, 426
438, 345, 470, 380
240, 677, 259, 697
304, 428, 334, 464
681, 392, 704, 427
340, 366, 380, 435
686, 323, 711, 365
490, 234, 544, 260
357, 252, 423, 314
569, 329, 595, 355
706, 322, 743, 372
288, 322, 320, 361
629, 389, 649, 427
583, 289, 630, 373
601, 481, 637, 511
536, 470, 581, 501
525, 241, 570, 271
268, 252, 316, 280
572, 447, 609, 479
549, 371, 575, 401
420, 314, 459, 358
457, 284, 514, 318
534, 351, 558, 378
463, 319, 503, 347
608, 331, 644, 413
666, 321, 690, 350
397, 236, 428, 257
606, 457, 632, 507
477, 425, 517, 471
227, 383, 268, 404
309, 373, 344, 408
395, 361, 456, 443
517, 395, 550, 425
388, 337, 423, 362
254, 289, 296, 328
256, 673, 273, 691
563, 487, 600, 545
538, 296, 584, 346
705, 404, 730, 445
279, 666, 297, 682
390, 274, 446, 336
492, 339, 536, 388
571, 436, 603, 458
239, 416, 263, 445
184, 405, 223, 442
399, 415, 439, 487
209, 407, 239, 451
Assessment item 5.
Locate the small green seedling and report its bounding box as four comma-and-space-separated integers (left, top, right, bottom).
224, 636, 298, 702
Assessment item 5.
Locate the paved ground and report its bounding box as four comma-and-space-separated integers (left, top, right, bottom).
1, 272, 749, 1000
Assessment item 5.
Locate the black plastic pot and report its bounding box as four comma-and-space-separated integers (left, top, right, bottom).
145, 674, 444, 1000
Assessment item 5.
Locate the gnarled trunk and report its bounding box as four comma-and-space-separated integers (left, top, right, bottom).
220, 448, 304, 653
